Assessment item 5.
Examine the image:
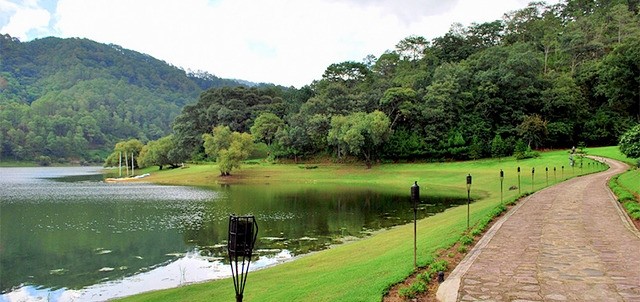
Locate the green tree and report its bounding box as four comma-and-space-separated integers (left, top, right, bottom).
138, 135, 182, 170
250, 112, 284, 147
327, 111, 391, 168
619, 124, 640, 158
490, 134, 509, 159
517, 114, 548, 149
203, 126, 254, 176
379, 87, 417, 129
103, 139, 144, 170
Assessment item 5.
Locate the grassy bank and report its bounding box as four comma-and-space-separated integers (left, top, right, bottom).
587, 146, 638, 166
588, 146, 639, 219
119, 150, 603, 302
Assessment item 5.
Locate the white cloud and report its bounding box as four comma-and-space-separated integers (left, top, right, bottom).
5, 0, 554, 87
0, 0, 51, 41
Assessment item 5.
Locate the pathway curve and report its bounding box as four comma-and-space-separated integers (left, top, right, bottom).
437, 157, 640, 301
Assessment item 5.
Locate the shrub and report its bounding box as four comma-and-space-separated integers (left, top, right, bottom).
623, 201, 640, 220
417, 272, 431, 283
491, 204, 507, 216
428, 260, 449, 275
513, 139, 541, 160
619, 124, 640, 159
36, 155, 52, 166
459, 235, 473, 246
398, 281, 427, 299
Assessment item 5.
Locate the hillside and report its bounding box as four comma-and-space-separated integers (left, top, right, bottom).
169, 0, 639, 166
0, 34, 243, 163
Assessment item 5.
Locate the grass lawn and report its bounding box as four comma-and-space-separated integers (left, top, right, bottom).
587, 146, 638, 166
118, 150, 604, 302
588, 145, 639, 198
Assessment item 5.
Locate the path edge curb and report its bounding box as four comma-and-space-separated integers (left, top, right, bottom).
435, 193, 534, 302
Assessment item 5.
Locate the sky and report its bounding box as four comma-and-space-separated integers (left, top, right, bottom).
1, 0, 546, 87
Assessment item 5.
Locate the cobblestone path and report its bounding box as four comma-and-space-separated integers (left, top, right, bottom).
437, 157, 640, 301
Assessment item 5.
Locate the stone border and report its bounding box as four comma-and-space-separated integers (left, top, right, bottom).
435, 193, 534, 302
589, 156, 640, 239
435, 157, 637, 301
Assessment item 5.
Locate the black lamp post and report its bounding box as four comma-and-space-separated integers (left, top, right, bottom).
499, 169, 504, 203
228, 215, 258, 302
545, 167, 549, 186
517, 167, 521, 195
554, 166, 557, 183
531, 167, 535, 191
411, 181, 419, 269
466, 174, 472, 229
561, 165, 564, 179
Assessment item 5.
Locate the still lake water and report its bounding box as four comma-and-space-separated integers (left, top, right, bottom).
0, 167, 465, 301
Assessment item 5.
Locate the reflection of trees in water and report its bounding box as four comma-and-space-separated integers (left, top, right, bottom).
181, 186, 466, 260
1, 201, 187, 292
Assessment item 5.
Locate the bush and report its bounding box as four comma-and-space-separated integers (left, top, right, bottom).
428, 260, 449, 275
416, 272, 431, 283
398, 281, 427, 299
623, 201, 640, 220
36, 155, 52, 166
513, 139, 540, 160
619, 124, 640, 159
459, 235, 473, 246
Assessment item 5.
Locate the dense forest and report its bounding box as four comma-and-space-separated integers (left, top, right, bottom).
167, 0, 639, 168
0, 35, 244, 163
3, 0, 640, 167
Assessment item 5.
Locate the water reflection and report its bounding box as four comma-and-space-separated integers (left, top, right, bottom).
0, 167, 465, 301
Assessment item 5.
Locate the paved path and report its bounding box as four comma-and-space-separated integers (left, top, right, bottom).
437, 157, 640, 301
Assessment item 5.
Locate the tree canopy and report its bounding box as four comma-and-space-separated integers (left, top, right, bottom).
0, 35, 243, 163
4, 0, 640, 168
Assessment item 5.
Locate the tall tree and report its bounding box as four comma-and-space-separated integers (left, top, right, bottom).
250, 112, 284, 147
327, 111, 390, 168
203, 126, 254, 176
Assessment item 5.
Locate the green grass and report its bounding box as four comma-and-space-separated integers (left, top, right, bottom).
587, 146, 638, 166
589, 146, 640, 219
618, 169, 640, 197
118, 150, 604, 302
0, 160, 40, 167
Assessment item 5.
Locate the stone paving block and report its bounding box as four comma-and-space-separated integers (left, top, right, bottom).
438, 158, 640, 302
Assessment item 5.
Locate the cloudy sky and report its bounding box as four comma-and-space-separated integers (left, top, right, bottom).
1, 0, 546, 87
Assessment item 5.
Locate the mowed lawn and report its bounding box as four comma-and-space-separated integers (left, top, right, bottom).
588, 146, 639, 197
119, 150, 605, 302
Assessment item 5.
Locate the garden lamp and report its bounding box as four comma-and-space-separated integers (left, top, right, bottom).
228, 215, 258, 302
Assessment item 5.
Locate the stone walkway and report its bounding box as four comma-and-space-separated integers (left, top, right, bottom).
437, 157, 640, 301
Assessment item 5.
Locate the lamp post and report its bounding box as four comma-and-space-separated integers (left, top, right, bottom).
531, 167, 535, 192
554, 167, 557, 183
517, 167, 521, 195
466, 174, 472, 229
228, 215, 258, 302
561, 165, 564, 179
545, 167, 549, 187
499, 169, 504, 203
411, 181, 419, 269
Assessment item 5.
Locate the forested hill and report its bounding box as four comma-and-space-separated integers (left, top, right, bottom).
0, 34, 243, 163
170, 0, 639, 166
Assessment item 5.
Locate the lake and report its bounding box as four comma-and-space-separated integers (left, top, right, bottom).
0, 167, 465, 301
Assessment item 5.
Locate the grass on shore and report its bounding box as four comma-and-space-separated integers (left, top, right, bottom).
118, 150, 604, 302
588, 146, 639, 219
587, 146, 638, 166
